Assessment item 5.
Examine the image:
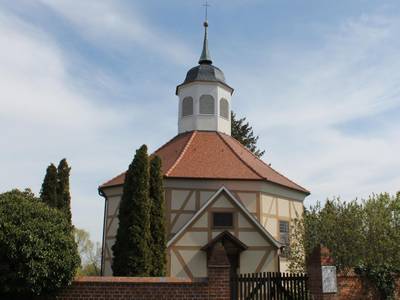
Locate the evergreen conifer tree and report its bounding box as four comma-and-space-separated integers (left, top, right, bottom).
112, 145, 152, 276
231, 111, 265, 157
40, 163, 58, 208
149, 156, 166, 276
57, 158, 72, 225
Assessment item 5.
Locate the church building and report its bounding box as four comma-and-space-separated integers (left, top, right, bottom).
99, 20, 309, 278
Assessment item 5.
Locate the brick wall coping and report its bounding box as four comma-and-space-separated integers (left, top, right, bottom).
336, 274, 360, 278
73, 276, 207, 284
337, 274, 400, 281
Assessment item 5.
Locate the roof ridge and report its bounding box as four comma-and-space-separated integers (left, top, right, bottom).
216, 132, 264, 179
220, 132, 309, 193
100, 132, 192, 188
153, 131, 191, 155
165, 131, 197, 176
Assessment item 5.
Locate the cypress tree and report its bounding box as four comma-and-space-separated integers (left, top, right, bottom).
149, 156, 167, 276
112, 145, 152, 276
57, 158, 72, 225
40, 163, 58, 208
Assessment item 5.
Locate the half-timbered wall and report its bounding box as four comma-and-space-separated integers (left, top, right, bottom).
169, 192, 278, 279
260, 193, 304, 272
101, 179, 306, 276
102, 188, 122, 276
260, 193, 303, 239
166, 188, 303, 241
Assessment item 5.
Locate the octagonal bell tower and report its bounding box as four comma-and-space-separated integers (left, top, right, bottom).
176, 21, 234, 135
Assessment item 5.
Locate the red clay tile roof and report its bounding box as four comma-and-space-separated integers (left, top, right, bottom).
100, 131, 309, 194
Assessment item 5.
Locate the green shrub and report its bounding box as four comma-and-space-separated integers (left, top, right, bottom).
288, 192, 400, 299
0, 189, 80, 298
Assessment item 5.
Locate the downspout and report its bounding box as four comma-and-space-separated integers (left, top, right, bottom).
98, 187, 107, 276
277, 246, 285, 273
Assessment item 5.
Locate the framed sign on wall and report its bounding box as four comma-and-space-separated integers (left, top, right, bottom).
322, 266, 337, 293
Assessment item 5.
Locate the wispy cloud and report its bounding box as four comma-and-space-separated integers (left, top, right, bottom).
0, 5, 188, 242
228, 13, 400, 204
0, 11, 126, 127
0, 10, 133, 241
38, 0, 196, 66
233, 14, 400, 127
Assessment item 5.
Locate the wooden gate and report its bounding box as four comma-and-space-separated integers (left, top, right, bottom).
231, 272, 309, 300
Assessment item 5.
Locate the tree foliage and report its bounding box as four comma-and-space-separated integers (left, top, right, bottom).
74, 228, 101, 276
40, 159, 72, 224
112, 145, 152, 276
0, 189, 80, 298
40, 163, 58, 208
288, 192, 400, 299
356, 193, 400, 299
149, 156, 167, 276
57, 158, 72, 224
288, 199, 364, 273
231, 111, 265, 157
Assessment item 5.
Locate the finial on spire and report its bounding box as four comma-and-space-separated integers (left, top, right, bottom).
203, 0, 210, 22
199, 1, 212, 65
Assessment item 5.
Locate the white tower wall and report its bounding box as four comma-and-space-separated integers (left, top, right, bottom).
177, 82, 232, 135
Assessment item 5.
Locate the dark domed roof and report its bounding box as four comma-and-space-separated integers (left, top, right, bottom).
176, 63, 233, 95
183, 64, 226, 84
175, 21, 234, 94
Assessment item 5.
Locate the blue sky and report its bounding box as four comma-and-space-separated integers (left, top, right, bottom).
1, 1, 399, 243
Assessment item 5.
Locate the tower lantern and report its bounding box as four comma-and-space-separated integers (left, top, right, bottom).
175, 21, 234, 135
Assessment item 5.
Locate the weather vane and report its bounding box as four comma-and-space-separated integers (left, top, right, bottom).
203, 0, 210, 23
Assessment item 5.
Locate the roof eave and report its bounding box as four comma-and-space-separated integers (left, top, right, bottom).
264, 180, 310, 196
175, 80, 234, 95
99, 176, 310, 196
201, 231, 248, 252
164, 175, 310, 195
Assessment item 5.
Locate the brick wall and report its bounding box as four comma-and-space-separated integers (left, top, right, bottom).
53, 244, 400, 300
306, 245, 400, 300
55, 268, 230, 300
306, 245, 336, 300
55, 242, 231, 300
55, 277, 209, 300
337, 275, 400, 300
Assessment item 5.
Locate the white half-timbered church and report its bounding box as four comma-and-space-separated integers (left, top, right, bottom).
99, 20, 310, 278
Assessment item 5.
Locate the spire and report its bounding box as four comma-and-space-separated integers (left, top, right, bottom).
199, 21, 212, 65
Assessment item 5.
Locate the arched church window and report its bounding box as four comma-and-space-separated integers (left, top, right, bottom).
219, 98, 229, 119
182, 97, 193, 117
199, 95, 215, 115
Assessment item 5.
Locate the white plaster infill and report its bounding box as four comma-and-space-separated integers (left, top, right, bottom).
167, 186, 282, 248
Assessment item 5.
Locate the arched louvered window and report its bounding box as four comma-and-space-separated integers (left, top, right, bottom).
182, 97, 193, 117
199, 95, 215, 115
219, 98, 229, 119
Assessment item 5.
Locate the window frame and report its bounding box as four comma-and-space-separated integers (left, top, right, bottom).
212, 212, 234, 229
181, 96, 194, 117
219, 98, 229, 120
199, 95, 215, 115
279, 220, 290, 257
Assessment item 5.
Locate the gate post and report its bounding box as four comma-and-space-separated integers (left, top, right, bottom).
306, 245, 338, 300
207, 242, 231, 300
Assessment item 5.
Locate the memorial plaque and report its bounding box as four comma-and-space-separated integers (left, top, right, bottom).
322, 266, 337, 293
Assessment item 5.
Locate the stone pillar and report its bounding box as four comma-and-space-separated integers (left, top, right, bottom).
307, 245, 338, 300
207, 242, 231, 300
